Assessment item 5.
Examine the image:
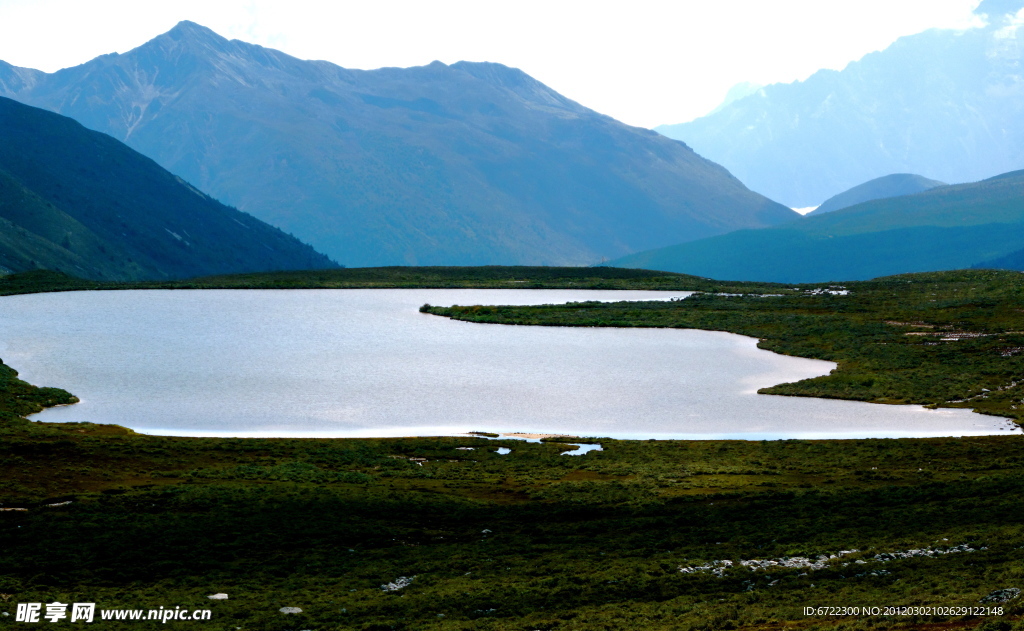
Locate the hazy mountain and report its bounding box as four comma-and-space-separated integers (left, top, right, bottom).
706, 82, 763, 116
974, 246, 1024, 271
609, 170, 1024, 283
808, 173, 946, 216
656, 2, 1024, 208
0, 96, 335, 280
0, 21, 796, 267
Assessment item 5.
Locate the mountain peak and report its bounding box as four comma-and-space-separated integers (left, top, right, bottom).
808, 173, 947, 216
162, 20, 230, 50
167, 20, 219, 37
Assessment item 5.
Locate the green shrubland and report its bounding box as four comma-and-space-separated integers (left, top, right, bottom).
0, 267, 1022, 630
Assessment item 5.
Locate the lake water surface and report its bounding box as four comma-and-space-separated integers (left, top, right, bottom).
0, 289, 1014, 439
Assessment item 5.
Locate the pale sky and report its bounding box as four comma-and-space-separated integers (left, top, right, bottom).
0, 0, 983, 128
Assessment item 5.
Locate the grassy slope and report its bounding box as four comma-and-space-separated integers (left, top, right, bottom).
808, 173, 946, 216
0, 169, 125, 278
0, 96, 335, 281
1, 267, 1023, 630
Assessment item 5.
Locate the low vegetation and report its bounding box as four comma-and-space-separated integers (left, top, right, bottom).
0, 267, 761, 295
0, 267, 1022, 630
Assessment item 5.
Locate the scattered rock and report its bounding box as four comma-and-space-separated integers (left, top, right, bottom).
872, 543, 978, 562
981, 588, 1020, 604
381, 576, 415, 592
679, 559, 733, 577
679, 544, 979, 578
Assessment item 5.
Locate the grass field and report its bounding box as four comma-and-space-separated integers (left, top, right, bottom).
0, 267, 1022, 630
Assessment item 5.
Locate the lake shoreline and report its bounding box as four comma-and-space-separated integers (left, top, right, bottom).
8, 287, 1006, 440
2, 266, 1022, 439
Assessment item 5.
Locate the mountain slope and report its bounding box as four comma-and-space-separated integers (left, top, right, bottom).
0, 96, 336, 280
610, 170, 1024, 283
809, 173, 947, 216
656, 3, 1024, 208
0, 21, 796, 267
974, 245, 1024, 271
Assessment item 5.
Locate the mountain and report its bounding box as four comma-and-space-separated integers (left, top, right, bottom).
656, 2, 1024, 208
0, 96, 336, 280
974, 244, 1024, 271
706, 82, 763, 116
609, 169, 1024, 283
808, 173, 946, 216
0, 21, 796, 267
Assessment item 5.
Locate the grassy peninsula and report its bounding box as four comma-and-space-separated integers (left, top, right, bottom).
425, 269, 1024, 424
1, 266, 1023, 630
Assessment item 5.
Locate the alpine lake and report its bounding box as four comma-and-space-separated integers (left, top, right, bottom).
0, 288, 1010, 440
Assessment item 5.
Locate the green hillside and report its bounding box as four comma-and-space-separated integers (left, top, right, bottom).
0, 169, 124, 277
611, 170, 1024, 283
808, 173, 946, 216
0, 96, 336, 280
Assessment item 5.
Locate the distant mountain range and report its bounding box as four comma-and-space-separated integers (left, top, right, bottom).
0, 96, 335, 280
0, 21, 796, 268
656, 1, 1024, 208
975, 245, 1024, 270
809, 174, 946, 216
610, 169, 1024, 283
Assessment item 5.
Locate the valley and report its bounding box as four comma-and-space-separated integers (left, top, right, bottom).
0, 265, 1022, 629
1, 4, 1023, 629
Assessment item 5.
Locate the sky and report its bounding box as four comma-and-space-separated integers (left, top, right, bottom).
0, 0, 983, 128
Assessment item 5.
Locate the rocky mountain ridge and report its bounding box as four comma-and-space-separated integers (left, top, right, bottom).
657, 3, 1024, 207
0, 21, 796, 267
